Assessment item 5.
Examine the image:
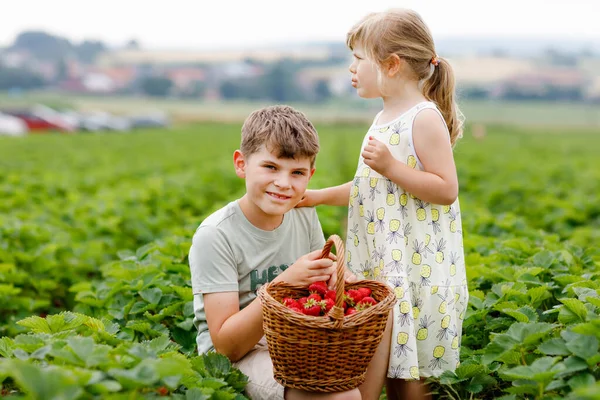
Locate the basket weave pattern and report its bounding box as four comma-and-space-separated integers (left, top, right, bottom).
258, 235, 396, 392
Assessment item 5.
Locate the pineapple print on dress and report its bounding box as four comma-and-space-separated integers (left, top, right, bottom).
386, 249, 403, 273
416, 315, 434, 341
394, 332, 413, 357
389, 121, 407, 145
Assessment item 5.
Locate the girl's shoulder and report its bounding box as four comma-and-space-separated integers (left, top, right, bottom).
370, 101, 438, 130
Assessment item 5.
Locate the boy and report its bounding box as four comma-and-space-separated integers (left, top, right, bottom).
189, 105, 390, 400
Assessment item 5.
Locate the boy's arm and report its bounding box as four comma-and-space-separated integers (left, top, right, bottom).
190, 226, 264, 362
204, 293, 264, 362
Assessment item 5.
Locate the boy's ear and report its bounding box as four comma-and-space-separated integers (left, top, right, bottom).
233, 150, 246, 178
309, 167, 316, 179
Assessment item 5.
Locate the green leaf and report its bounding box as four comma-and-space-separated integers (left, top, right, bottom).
563, 332, 599, 360
186, 387, 210, 400
67, 336, 95, 362
557, 356, 589, 377
16, 315, 51, 333
140, 288, 163, 305
559, 298, 589, 322
567, 373, 595, 391
2, 359, 84, 399
0, 337, 15, 358
527, 286, 552, 307
87, 380, 123, 394
500, 305, 538, 322
202, 352, 232, 378
538, 338, 570, 356
533, 250, 554, 268
108, 362, 160, 389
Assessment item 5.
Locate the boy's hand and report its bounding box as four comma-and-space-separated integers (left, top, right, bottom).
274, 249, 336, 286
327, 264, 358, 290
296, 189, 321, 208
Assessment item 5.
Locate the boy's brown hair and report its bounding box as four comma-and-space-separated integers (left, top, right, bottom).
240, 105, 319, 166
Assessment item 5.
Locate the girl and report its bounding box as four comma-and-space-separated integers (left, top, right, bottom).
299, 8, 468, 400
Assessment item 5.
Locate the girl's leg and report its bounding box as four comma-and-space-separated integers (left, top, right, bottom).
286, 388, 361, 400
386, 378, 432, 400
358, 310, 393, 400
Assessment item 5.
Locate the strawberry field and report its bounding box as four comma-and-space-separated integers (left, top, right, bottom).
0, 122, 599, 399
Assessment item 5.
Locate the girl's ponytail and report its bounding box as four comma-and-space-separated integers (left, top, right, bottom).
422, 57, 464, 146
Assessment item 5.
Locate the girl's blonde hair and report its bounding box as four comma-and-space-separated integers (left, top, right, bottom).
347, 9, 464, 145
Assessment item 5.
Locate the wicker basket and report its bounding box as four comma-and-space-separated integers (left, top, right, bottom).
258, 234, 396, 393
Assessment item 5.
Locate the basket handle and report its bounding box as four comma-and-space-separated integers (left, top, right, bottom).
319, 234, 346, 328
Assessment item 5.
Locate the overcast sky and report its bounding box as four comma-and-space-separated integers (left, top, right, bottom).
1, 0, 598, 50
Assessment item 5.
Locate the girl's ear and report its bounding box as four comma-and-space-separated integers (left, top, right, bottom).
385, 54, 403, 78
233, 150, 246, 178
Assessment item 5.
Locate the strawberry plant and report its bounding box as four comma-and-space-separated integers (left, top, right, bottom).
0, 122, 598, 398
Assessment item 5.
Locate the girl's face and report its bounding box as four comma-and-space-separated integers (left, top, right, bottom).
348, 45, 382, 99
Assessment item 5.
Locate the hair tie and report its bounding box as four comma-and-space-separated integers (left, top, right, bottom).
431, 56, 439, 67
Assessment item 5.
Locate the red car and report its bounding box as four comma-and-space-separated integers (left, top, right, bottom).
2, 110, 74, 133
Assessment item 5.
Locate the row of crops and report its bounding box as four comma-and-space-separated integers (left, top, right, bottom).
0, 122, 599, 398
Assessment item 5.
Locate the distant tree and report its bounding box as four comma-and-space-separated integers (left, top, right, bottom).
219, 79, 266, 100
126, 39, 141, 50
140, 77, 173, 97
261, 60, 304, 102
55, 58, 69, 82
0, 67, 45, 90
543, 48, 578, 67
12, 31, 73, 61
76, 40, 107, 64
179, 81, 206, 98
314, 79, 331, 102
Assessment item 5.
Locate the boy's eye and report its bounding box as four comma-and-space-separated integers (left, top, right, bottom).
293, 171, 305, 175
264, 165, 276, 170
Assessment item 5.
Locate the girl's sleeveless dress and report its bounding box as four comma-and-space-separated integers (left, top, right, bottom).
346, 101, 469, 379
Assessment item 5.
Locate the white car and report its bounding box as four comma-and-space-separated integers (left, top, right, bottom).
0, 112, 28, 136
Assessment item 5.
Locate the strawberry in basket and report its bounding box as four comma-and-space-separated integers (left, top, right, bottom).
281, 281, 379, 317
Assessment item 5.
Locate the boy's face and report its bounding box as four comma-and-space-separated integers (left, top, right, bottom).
234, 145, 315, 224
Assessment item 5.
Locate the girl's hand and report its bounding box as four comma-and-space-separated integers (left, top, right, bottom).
296, 189, 321, 208
362, 136, 396, 177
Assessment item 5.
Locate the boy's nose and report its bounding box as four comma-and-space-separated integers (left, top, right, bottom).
274, 175, 291, 189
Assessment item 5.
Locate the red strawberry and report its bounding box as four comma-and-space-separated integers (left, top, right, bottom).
325, 290, 336, 301
321, 298, 335, 313
308, 293, 322, 302
356, 296, 377, 311
298, 297, 308, 307
345, 307, 357, 316
290, 306, 304, 314
358, 296, 377, 306
302, 298, 322, 316
283, 298, 298, 308
347, 289, 364, 305
157, 386, 169, 396
358, 287, 372, 298
303, 304, 322, 316
308, 281, 328, 296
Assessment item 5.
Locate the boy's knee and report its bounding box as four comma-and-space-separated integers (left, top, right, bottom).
329, 388, 362, 400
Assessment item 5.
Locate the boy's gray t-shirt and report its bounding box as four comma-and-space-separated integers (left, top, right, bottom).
189, 200, 326, 354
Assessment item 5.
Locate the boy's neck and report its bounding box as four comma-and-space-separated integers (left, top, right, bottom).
238, 195, 285, 231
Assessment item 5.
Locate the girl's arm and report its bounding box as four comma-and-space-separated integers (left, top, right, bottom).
363, 109, 458, 205
297, 181, 353, 207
